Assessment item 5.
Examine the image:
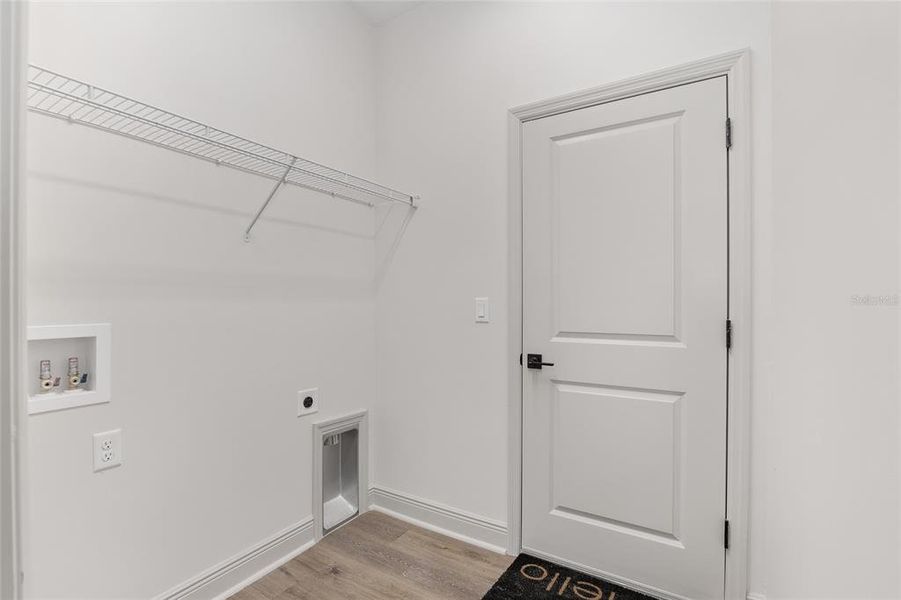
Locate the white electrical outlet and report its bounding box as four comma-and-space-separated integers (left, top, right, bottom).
297, 388, 319, 417
93, 429, 122, 472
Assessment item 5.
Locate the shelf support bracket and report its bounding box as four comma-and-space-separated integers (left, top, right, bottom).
244, 157, 297, 242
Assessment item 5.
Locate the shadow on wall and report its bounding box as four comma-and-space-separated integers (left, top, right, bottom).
374, 201, 417, 288
29, 171, 374, 241
28, 168, 418, 300
27, 172, 382, 302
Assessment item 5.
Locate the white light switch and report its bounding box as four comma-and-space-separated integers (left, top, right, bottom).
475, 297, 490, 323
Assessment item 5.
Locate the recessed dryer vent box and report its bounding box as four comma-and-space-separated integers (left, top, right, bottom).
313, 410, 369, 540
27, 324, 111, 415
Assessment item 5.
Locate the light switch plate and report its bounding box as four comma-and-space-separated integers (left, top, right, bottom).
93, 429, 122, 472
297, 388, 319, 417
475, 297, 490, 323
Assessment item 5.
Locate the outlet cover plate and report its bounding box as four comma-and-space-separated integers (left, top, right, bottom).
93, 428, 122, 472
297, 388, 319, 417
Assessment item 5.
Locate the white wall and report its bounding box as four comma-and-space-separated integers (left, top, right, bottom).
26, 3, 378, 598
373, 2, 899, 599
769, 3, 899, 599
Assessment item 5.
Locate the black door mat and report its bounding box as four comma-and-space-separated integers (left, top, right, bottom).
483, 553, 656, 600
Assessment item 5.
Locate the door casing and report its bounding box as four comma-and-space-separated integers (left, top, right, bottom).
0, 1, 28, 598
506, 49, 752, 600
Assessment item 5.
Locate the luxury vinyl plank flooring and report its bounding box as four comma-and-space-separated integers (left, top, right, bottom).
229, 511, 513, 600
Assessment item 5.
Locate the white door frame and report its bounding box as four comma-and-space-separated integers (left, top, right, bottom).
0, 1, 27, 598
506, 49, 752, 600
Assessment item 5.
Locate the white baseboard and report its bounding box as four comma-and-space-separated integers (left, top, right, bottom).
155, 517, 315, 600
151, 498, 757, 600
368, 486, 508, 554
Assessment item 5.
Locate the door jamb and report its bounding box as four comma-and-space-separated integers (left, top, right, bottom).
506, 49, 752, 600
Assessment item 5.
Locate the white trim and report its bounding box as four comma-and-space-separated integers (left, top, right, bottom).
507, 49, 752, 600
154, 517, 315, 600
506, 110, 524, 557
722, 49, 753, 600
312, 410, 369, 541
512, 51, 749, 123
26, 323, 111, 414
368, 486, 508, 554
0, 2, 27, 598
746, 594, 766, 600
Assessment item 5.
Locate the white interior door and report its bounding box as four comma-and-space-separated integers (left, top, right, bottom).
521, 77, 728, 600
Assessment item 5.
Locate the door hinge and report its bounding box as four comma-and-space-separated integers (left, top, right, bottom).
724, 520, 731, 550
725, 118, 733, 150
519, 353, 523, 366
726, 319, 733, 351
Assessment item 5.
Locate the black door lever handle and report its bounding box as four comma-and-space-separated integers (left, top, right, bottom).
527, 353, 555, 370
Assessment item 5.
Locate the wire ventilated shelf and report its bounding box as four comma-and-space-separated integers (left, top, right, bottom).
26, 65, 416, 210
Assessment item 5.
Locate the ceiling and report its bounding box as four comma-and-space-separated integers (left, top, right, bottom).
349, 1, 424, 26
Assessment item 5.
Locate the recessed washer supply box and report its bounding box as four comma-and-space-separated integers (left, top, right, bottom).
27, 323, 111, 415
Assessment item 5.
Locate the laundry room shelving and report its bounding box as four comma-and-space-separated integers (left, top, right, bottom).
26, 65, 418, 239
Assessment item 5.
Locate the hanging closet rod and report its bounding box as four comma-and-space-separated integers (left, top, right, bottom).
26, 65, 418, 218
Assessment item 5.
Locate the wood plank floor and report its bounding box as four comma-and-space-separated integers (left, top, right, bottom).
229, 511, 514, 600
